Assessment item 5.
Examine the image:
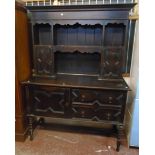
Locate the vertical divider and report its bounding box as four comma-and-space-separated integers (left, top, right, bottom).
67, 25, 69, 45
123, 21, 129, 73
76, 24, 78, 45
51, 23, 56, 77
51, 46, 55, 77
84, 26, 86, 45
93, 25, 95, 45
99, 23, 105, 79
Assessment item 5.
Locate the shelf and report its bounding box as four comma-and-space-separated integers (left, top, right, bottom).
53, 45, 102, 53
21, 74, 130, 91
33, 45, 102, 53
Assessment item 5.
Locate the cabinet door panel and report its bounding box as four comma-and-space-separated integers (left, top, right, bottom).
31, 86, 69, 117
33, 46, 54, 76
102, 48, 123, 77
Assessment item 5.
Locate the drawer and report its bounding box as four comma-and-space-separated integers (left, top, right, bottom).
72, 102, 122, 122
31, 86, 70, 117
72, 89, 127, 106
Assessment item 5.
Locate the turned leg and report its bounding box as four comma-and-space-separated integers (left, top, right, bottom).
116, 139, 121, 152
116, 125, 124, 152
38, 117, 45, 126
28, 116, 34, 141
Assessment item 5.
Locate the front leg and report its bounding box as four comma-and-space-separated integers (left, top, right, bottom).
28, 116, 34, 141
116, 124, 124, 152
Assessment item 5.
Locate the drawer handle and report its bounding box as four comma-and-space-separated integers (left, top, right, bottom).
81, 95, 86, 102
66, 102, 69, 106
108, 97, 113, 104
81, 111, 85, 117
82, 95, 86, 98
109, 97, 113, 100
106, 113, 111, 120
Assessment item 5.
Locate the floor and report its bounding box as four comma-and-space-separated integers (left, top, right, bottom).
15, 124, 139, 155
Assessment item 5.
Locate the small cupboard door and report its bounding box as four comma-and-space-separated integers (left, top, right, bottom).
102, 47, 124, 77
29, 86, 70, 118
33, 45, 54, 77
100, 20, 129, 78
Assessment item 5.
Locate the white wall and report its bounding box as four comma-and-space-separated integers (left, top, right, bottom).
124, 20, 139, 146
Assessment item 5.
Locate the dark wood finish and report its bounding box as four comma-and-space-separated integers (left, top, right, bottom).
15, 1, 31, 141
116, 124, 125, 152
30, 86, 70, 117
53, 45, 102, 53
53, 24, 103, 46
20, 3, 136, 151
55, 52, 101, 75
22, 75, 129, 90
33, 45, 54, 77
23, 82, 127, 123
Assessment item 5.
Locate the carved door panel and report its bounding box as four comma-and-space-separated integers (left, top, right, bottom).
102, 48, 123, 78
33, 46, 54, 77
31, 86, 69, 117
101, 21, 128, 77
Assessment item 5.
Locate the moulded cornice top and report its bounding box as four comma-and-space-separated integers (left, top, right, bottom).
26, 3, 137, 12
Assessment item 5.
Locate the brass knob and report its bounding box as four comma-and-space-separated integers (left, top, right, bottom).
109, 97, 113, 100
82, 95, 85, 98
81, 111, 85, 117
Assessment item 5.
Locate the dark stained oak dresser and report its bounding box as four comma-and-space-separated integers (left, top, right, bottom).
20, 3, 136, 151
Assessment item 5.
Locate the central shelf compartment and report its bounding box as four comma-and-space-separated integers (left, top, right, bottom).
53, 23, 103, 46
55, 51, 101, 75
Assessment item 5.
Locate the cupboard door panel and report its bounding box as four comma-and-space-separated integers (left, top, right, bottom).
31, 86, 70, 117
103, 48, 123, 77
33, 46, 54, 76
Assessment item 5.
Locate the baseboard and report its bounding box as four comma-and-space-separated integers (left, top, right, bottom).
15, 127, 29, 142
129, 146, 139, 149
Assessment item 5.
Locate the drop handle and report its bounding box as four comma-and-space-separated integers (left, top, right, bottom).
81, 111, 85, 117
81, 95, 86, 101
108, 96, 113, 103
65, 102, 69, 106
82, 95, 86, 98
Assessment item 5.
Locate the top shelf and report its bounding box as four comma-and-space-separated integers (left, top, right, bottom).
33, 22, 126, 46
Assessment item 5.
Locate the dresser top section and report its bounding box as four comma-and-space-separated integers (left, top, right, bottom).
22, 75, 130, 91
26, 3, 136, 20
26, 3, 136, 12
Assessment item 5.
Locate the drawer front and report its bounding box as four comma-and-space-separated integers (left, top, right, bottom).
72, 103, 122, 122
31, 86, 69, 117
72, 89, 127, 106
71, 89, 127, 122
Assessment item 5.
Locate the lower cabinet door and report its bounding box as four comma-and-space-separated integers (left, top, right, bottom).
31, 86, 70, 118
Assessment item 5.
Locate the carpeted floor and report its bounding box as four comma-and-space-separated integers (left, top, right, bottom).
15, 124, 139, 155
